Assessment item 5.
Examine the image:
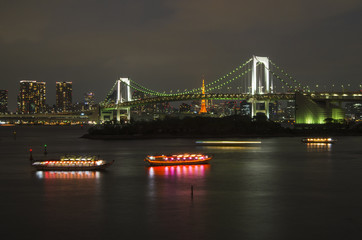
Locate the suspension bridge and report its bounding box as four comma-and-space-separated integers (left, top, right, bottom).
99, 56, 362, 124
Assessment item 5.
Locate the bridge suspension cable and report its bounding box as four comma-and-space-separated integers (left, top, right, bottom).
102, 56, 310, 104
203, 58, 252, 92
122, 58, 253, 97
261, 63, 306, 93
128, 78, 165, 96
268, 59, 310, 92
102, 81, 118, 104
204, 67, 254, 92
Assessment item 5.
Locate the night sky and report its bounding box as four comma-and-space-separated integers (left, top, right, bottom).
1, 0, 362, 111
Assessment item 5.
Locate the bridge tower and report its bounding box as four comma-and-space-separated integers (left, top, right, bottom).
100, 77, 132, 123
250, 55, 272, 118
115, 78, 132, 122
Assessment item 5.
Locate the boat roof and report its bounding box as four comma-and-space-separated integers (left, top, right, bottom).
60, 155, 100, 161
302, 137, 335, 140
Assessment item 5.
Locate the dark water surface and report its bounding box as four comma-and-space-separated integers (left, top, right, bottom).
1, 126, 362, 240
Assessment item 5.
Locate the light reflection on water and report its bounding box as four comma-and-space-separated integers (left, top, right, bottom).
4, 127, 362, 240
198, 146, 261, 150
35, 171, 100, 179
147, 164, 210, 178
306, 143, 332, 152
146, 165, 210, 202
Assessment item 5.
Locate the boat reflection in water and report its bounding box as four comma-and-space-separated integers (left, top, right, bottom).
196, 140, 261, 150
147, 164, 210, 178
146, 164, 210, 231
306, 143, 332, 152
36, 170, 102, 229
301, 138, 336, 144
35, 171, 100, 179
146, 165, 210, 201
199, 146, 261, 150
196, 140, 261, 146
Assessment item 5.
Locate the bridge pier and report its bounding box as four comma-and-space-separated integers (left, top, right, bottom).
99, 106, 130, 123
116, 107, 130, 123
250, 99, 270, 118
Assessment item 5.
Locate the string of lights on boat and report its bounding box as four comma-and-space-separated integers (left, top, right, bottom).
32, 160, 105, 166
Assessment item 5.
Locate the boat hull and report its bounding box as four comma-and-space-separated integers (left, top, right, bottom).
301, 139, 336, 144
144, 158, 211, 166
32, 161, 114, 171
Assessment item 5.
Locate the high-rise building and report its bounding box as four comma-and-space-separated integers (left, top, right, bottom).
84, 92, 95, 110
56, 82, 72, 112
240, 100, 251, 116
18, 80, 46, 114
0, 90, 8, 113
345, 102, 362, 120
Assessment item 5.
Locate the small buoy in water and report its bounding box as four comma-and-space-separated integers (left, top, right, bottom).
29, 148, 33, 161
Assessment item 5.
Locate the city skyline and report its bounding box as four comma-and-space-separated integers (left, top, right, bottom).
1, 80, 93, 113
1, 1, 362, 111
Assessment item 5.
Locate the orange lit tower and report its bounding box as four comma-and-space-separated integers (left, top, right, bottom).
199, 78, 207, 114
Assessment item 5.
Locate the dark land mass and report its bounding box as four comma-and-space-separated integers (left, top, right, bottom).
82, 115, 362, 140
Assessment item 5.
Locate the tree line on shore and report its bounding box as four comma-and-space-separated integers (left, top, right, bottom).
85, 115, 362, 138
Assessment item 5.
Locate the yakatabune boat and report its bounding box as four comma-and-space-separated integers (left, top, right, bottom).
301, 138, 337, 144
30, 152, 114, 171
144, 153, 212, 166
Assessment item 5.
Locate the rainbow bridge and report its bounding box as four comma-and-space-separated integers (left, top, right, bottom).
99, 56, 362, 124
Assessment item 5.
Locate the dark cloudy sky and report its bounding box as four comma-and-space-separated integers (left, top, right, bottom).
1, 0, 362, 111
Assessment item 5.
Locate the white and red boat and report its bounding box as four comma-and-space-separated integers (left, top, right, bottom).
144, 153, 212, 166
30, 150, 114, 171
301, 138, 337, 144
